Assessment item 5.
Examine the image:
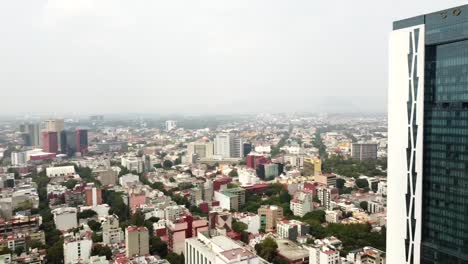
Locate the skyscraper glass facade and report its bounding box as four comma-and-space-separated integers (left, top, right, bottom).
395, 4, 468, 263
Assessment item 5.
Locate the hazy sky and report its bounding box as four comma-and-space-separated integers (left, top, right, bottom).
1, 0, 466, 115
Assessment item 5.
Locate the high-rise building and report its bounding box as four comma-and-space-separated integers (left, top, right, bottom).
165, 120, 177, 132
230, 136, 244, 158
258, 205, 283, 232
41, 131, 58, 153
63, 233, 92, 264
85, 185, 102, 207
187, 142, 214, 159
214, 134, 243, 159
214, 134, 231, 158
44, 119, 64, 133
11, 151, 28, 166
76, 129, 88, 155
125, 226, 149, 258
19, 123, 40, 147
388, 5, 468, 263
316, 186, 339, 211
44, 119, 64, 150
351, 143, 378, 161
61, 130, 77, 156
243, 142, 252, 157
102, 215, 123, 245
304, 156, 322, 176
60, 129, 88, 156
27, 123, 40, 147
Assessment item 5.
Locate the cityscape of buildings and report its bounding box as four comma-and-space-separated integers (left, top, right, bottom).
0, 2, 467, 264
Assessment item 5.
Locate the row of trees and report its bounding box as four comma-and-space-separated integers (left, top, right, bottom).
322, 156, 386, 178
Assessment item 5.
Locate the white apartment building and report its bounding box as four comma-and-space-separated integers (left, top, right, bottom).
185, 232, 264, 264
325, 210, 339, 224
317, 187, 338, 211
102, 215, 124, 245
63, 233, 92, 264
238, 169, 258, 187
308, 238, 341, 264
234, 213, 260, 235
214, 134, 243, 159
119, 174, 141, 188
52, 207, 78, 231
290, 191, 314, 217
11, 151, 28, 166
277, 219, 309, 242
121, 156, 143, 174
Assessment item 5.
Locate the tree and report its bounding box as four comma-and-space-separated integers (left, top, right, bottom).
88, 220, 102, 232
302, 210, 326, 223
151, 182, 165, 192
150, 237, 168, 257
153, 163, 162, 169
228, 169, 238, 177
279, 190, 291, 203
355, 179, 369, 189
14, 246, 24, 256
360, 201, 368, 211
92, 233, 103, 243
232, 221, 248, 233
91, 244, 112, 260
130, 210, 146, 226
166, 252, 184, 264
336, 178, 346, 189
78, 209, 98, 219
27, 240, 45, 250
46, 239, 64, 264
178, 182, 194, 190
63, 179, 78, 189
163, 160, 173, 169
255, 237, 278, 262
104, 191, 129, 222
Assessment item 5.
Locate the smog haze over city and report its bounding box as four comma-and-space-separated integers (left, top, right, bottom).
1, 0, 465, 116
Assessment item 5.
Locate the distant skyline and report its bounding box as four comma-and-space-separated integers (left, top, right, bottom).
1, 0, 466, 115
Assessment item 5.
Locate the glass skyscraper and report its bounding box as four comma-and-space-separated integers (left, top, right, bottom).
388, 4, 468, 264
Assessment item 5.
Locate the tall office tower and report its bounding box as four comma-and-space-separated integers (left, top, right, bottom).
389, 5, 468, 263
41, 131, 58, 153
351, 143, 378, 161
27, 123, 40, 146
61, 130, 77, 156
76, 129, 88, 155
230, 136, 244, 158
125, 226, 149, 258
44, 119, 64, 150
165, 120, 177, 132
214, 134, 243, 158
44, 119, 64, 132
214, 134, 231, 158
243, 142, 252, 157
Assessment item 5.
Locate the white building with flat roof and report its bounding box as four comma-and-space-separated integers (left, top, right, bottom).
46, 166, 76, 177
52, 207, 78, 231
63, 233, 92, 264
185, 232, 264, 264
